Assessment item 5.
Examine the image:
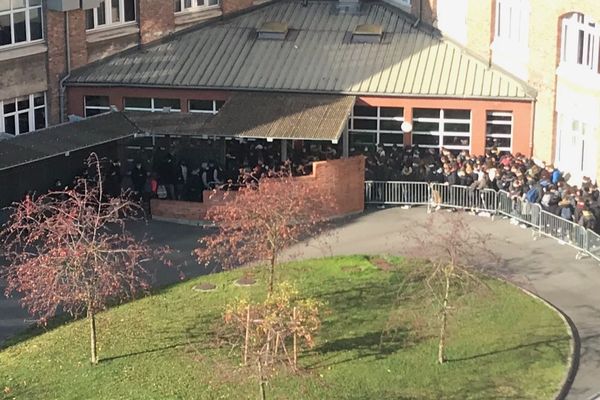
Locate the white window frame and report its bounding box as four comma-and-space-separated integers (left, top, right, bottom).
412, 108, 471, 151
559, 13, 600, 77
86, 0, 136, 31
174, 0, 220, 14
84, 96, 111, 117
486, 111, 513, 152
0, 92, 46, 135
124, 97, 181, 112
491, 0, 529, 79
0, 0, 43, 49
348, 105, 405, 147
188, 99, 224, 115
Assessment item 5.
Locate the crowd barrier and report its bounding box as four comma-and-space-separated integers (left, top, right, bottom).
365, 180, 600, 262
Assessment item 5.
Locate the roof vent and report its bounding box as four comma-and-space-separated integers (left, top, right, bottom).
257, 21, 289, 40
352, 24, 383, 43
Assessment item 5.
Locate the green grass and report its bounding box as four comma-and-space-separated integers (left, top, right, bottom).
0, 256, 570, 400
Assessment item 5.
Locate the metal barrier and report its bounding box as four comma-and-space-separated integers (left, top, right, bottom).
429, 183, 497, 214
364, 181, 430, 205
364, 180, 600, 263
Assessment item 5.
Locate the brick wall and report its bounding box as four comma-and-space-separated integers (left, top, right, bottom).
138, 0, 175, 45
151, 156, 366, 222
221, 0, 254, 15
46, 10, 67, 125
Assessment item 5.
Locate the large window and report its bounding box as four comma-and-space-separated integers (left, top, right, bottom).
560, 13, 600, 75
174, 0, 219, 13
124, 97, 181, 112
0, 0, 43, 48
189, 99, 225, 114
348, 105, 404, 147
86, 0, 136, 30
1, 92, 46, 135
85, 96, 111, 117
486, 111, 512, 152
412, 108, 471, 150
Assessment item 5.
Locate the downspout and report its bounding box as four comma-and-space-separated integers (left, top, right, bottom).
529, 98, 536, 158
59, 11, 71, 123
412, 0, 422, 28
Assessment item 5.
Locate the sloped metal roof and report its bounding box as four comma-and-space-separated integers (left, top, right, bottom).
68, 0, 535, 100
0, 113, 139, 171
202, 92, 355, 140
125, 111, 215, 136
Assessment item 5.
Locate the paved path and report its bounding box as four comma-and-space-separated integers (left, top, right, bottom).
1, 209, 599, 399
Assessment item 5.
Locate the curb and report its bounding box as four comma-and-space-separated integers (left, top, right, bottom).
500, 280, 580, 400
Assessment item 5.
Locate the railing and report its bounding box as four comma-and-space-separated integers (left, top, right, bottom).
365, 180, 597, 262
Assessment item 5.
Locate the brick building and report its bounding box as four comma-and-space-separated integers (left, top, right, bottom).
0, 0, 256, 132
399, 0, 600, 183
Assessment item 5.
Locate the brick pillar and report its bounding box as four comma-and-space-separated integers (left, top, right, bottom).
138, 0, 175, 45
221, 0, 253, 15
471, 107, 486, 156
46, 10, 67, 125
67, 10, 88, 69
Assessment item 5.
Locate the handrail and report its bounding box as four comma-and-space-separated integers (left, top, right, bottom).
365, 180, 597, 262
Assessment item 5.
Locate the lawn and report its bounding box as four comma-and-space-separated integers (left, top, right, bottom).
0, 256, 570, 400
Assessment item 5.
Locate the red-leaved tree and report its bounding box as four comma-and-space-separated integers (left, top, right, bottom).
0, 153, 170, 364
195, 174, 335, 295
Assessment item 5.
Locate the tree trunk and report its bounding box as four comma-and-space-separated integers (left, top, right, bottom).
438, 273, 451, 365
257, 359, 267, 400
268, 252, 276, 296
88, 307, 98, 364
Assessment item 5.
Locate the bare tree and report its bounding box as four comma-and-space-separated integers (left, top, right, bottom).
407, 212, 495, 364
195, 173, 335, 296
1, 153, 170, 364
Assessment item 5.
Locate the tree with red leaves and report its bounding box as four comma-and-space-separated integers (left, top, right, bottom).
195, 173, 335, 295
0, 153, 170, 364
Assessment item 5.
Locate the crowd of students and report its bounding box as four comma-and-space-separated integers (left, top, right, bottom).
360, 144, 600, 231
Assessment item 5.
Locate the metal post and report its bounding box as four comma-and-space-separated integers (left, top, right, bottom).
342, 126, 349, 158
281, 139, 288, 162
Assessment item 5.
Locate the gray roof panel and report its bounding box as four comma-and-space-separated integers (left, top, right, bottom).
69, 0, 535, 100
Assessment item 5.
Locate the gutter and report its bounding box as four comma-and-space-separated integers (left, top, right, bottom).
59, 12, 71, 123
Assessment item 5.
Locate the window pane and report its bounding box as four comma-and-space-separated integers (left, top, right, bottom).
13, 12, 27, 43
17, 97, 29, 110
379, 107, 403, 119
124, 0, 135, 21
350, 132, 376, 145
189, 99, 213, 111
486, 137, 511, 148
18, 112, 29, 134
413, 108, 440, 119
3, 101, 15, 114
86, 9, 94, 29
33, 94, 44, 107
34, 107, 45, 129
174, 0, 181, 12
97, 2, 106, 25
86, 96, 110, 107
111, 0, 120, 22
444, 109, 470, 119
413, 121, 439, 132
380, 119, 403, 131
444, 123, 470, 133
412, 134, 439, 146
12, 0, 26, 9
353, 105, 377, 117
154, 98, 181, 110
443, 136, 470, 146
184, 0, 192, 8
29, 8, 43, 41
0, 14, 11, 45
380, 132, 404, 145
85, 108, 108, 117
207, 0, 218, 6
352, 119, 377, 130
488, 124, 512, 135
30, 0, 42, 6
4, 116, 15, 134
124, 97, 152, 109
215, 100, 225, 110
0, 0, 9, 11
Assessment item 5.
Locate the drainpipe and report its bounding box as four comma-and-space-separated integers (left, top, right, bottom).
59, 11, 71, 123
529, 99, 536, 158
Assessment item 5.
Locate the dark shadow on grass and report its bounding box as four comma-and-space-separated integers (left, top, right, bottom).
100, 339, 207, 363
447, 335, 571, 363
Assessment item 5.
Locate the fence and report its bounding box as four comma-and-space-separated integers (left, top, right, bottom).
365, 180, 599, 262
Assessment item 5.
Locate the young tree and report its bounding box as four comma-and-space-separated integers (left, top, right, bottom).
195, 173, 335, 295
407, 212, 495, 365
0, 153, 170, 364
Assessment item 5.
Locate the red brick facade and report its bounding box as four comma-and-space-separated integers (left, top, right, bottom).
151, 156, 366, 222
221, 0, 254, 15
138, 0, 175, 45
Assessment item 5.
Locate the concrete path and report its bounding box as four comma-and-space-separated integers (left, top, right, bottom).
1, 209, 599, 399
